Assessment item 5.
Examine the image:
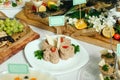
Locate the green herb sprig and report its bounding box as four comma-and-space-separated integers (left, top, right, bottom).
34, 50, 44, 60
72, 44, 80, 54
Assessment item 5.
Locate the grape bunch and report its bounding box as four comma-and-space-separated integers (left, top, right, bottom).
0, 18, 24, 36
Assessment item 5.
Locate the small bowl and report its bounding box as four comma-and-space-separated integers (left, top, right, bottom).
0, 68, 57, 80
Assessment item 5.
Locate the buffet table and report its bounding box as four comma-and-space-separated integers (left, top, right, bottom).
0, 8, 106, 80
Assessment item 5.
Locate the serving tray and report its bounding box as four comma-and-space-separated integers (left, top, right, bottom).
0, 11, 40, 64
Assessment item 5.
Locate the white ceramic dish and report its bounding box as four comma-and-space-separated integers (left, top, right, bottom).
0, 0, 25, 10
0, 68, 57, 80
24, 35, 89, 75
78, 59, 100, 80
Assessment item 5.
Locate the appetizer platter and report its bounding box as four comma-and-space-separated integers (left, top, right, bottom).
0, 0, 25, 9
16, 0, 120, 50
0, 68, 56, 80
0, 12, 40, 64
79, 49, 120, 80
98, 49, 119, 80
24, 35, 89, 75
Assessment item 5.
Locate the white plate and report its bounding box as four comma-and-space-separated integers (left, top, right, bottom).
0, 68, 57, 80
24, 35, 89, 75
0, 0, 25, 10
78, 58, 100, 80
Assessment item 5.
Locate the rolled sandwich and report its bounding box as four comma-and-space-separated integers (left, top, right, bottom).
43, 47, 59, 64
59, 37, 74, 60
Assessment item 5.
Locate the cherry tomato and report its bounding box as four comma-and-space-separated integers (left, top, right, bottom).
114, 33, 120, 40
62, 46, 69, 48
32, 5, 36, 12
51, 47, 56, 52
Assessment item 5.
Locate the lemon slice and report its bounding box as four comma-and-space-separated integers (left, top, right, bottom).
102, 27, 115, 38
74, 19, 87, 29
39, 5, 46, 12
47, 1, 57, 8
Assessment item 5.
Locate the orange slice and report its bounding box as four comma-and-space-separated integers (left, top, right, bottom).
102, 27, 115, 38
74, 19, 87, 29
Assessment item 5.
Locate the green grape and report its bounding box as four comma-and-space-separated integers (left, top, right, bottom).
0, 27, 2, 31
7, 32, 12, 36
5, 18, 10, 22
0, 20, 4, 24
0, 18, 24, 36
3, 27, 7, 31
18, 24, 24, 29
10, 22, 14, 26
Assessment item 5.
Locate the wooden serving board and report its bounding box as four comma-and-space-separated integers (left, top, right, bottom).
16, 10, 120, 51
0, 12, 40, 64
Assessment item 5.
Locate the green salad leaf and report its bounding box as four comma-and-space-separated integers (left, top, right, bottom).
12, 2, 17, 7
34, 50, 44, 60
102, 64, 109, 71
104, 76, 111, 80
114, 24, 120, 34
72, 44, 80, 54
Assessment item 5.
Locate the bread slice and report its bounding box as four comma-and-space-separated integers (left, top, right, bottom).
0, 12, 40, 64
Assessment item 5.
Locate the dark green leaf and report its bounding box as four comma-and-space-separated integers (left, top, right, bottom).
114, 24, 120, 34
34, 50, 44, 60
12, 2, 17, 7
104, 76, 110, 80
72, 44, 80, 54
66, 10, 85, 19
102, 64, 109, 71
88, 9, 101, 17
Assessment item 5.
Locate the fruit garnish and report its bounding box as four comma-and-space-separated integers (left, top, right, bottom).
102, 27, 115, 38
113, 33, 120, 40
32, 5, 37, 12
47, 1, 58, 10
38, 5, 46, 12
14, 77, 22, 80
30, 78, 37, 80
74, 19, 87, 29
51, 47, 56, 52
47, 1, 57, 8
0, 18, 24, 36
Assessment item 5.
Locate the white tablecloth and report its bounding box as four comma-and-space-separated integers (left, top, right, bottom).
0, 9, 105, 80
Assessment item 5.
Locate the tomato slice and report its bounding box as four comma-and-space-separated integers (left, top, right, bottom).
62, 46, 69, 48
50, 47, 56, 52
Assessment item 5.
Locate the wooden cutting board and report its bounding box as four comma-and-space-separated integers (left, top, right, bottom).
0, 12, 40, 64
16, 10, 120, 51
